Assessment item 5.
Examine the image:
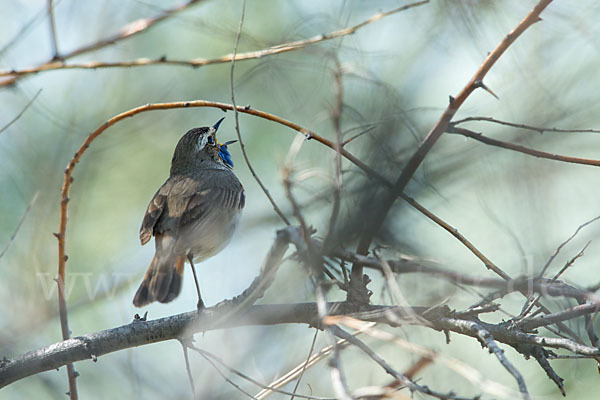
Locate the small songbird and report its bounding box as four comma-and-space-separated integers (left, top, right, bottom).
133, 118, 244, 308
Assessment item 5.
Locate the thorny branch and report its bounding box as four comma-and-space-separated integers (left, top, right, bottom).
350, 0, 554, 294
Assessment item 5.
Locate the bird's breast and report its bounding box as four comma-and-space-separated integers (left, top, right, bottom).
183, 207, 242, 262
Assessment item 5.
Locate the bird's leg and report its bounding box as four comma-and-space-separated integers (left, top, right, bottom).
187, 254, 205, 309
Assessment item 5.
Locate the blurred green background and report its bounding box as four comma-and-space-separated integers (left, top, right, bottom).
1, 0, 600, 398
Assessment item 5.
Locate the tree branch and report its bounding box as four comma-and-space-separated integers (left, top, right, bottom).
4, 301, 600, 390
0, 1, 428, 86
1, 0, 206, 86
447, 125, 600, 167
453, 116, 600, 134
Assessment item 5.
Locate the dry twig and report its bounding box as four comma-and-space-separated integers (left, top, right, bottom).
453, 116, 600, 134
0, 0, 206, 86
229, 0, 290, 225
447, 125, 600, 167
0, 192, 39, 260
0, 1, 428, 86
0, 89, 42, 136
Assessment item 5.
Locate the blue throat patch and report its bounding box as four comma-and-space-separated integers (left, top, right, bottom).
218, 142, 234, 168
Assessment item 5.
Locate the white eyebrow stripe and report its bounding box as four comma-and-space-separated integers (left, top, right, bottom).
196, 134, 209, 152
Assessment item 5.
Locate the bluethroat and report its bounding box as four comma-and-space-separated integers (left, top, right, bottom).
133, 118, 245, 308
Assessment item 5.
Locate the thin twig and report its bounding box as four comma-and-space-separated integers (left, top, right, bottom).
229, 0, 290, 226
291, 328, 319, 400
520, 302, 600, 331
530, 346, 566, 395
47, 0, 59, 59
192, 346, 259, 400
179, 339, 196, 398
399, 194, 510, 280
283, 139, 353, 399
328, 317, 529, 399
519, 215, 600, 321
328, 324, 478, 400
255, 323, 375, 399
341, 125, 376, 147
518, 242, 592, 331
322, 57, 344, 251
551, 241, 590, 282
397, 193, 583, 340
447, 125, 600, 167
328, 245, 596, 301
0, 89, 42, 136
188, 344, 332, 400
453, 116, 600, 134
539, 215, 600, 277
0, 1, 62, 58
0, 191, 39, 260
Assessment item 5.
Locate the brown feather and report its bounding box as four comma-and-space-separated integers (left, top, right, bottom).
140, 191, 166, 245
133, 252, 185, 306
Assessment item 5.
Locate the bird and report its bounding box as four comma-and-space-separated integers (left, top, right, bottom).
133, 118, 245, 308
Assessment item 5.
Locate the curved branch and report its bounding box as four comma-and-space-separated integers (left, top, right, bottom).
55, 99, 379, 314
53, 100, 382, 382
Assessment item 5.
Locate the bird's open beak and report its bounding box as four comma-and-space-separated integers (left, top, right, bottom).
222, 140, 238, 146
213, 117, 225, 131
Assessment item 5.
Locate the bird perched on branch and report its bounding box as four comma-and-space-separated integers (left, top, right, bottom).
133, 118, 244, 308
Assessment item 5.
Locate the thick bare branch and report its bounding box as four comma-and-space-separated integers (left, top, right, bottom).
4, 301, 600, 389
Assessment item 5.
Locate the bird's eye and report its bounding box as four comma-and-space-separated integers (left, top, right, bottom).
207, 136, 215, 145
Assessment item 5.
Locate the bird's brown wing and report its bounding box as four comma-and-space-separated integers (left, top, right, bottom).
140, 172, 244, 245
139, 176, 198, 244
139, 188, 167, 246
178, 170, 244, 228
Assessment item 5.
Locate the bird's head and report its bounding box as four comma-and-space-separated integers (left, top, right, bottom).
170, 118, 237, 175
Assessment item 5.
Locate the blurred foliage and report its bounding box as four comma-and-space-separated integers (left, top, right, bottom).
1, 0, 600, 398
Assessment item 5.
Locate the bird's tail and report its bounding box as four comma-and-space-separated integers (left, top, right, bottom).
133, 254, 186, 307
